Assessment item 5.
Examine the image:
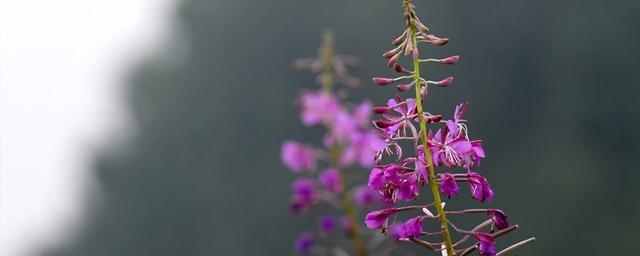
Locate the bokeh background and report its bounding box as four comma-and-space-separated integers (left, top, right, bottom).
2, 0, 639, 255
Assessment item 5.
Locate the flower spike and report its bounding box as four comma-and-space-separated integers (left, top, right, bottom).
364, 1, 534, 255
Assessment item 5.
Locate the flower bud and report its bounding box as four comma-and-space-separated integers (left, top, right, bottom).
440, 55, 460, 65
392, 32, 406, 46
425, 114, 442, 123
439, 173, 459, 198
387, 54, 399, 67
372, 77, 394, 86
420, 84, 427, 95
394, 63, 410, 74
365, 208, 397, 229
374, 120, 395, 128
412, 47, 419, 59
372, 106, 389, 114
383, 48, 398, 58
487, 210, 509, 230
435, 76, 454, 87
424, 34, 449, 46
396, 83, 414, 92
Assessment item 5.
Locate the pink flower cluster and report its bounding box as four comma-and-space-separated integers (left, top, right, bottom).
280, 32, 389, 255
282, 90, 388, 254
369, 102, 490, 205
362, 1, 534, 256
282, 91, 384, 214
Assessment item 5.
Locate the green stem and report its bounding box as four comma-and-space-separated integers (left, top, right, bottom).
409, 23, 456, 256
321, 31, 366, 256
320, 31, 334, 93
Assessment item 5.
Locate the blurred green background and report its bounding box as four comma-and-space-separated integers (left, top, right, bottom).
40, 0, 639, 255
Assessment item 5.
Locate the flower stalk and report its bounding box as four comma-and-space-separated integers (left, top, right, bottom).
321, 33, 366, 255
409, 19, 456, 256
283, 31, 386, 255
365, 1, 534, 255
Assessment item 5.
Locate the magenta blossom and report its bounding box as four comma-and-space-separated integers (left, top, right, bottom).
281, 141, 316, 172
389, 223, 404, 241
428, 124, 472, 168
487, 210, 509, 230
298, 91, 341, 126
398, 216, 423, 240
474, 232, 496, 256
341, 131, 385, 167
365, 208, 397, 229
396, 172, 419, 201
319, 168, 342, 193
352, 185, 382, 206
375, 97, 417, 135
364, 2, 535, 254
468, 172, 494, 202
439, 173, 459, 198
368, 167, 386, 189
318, 215, 335, 233
291, 179, 316, 213
333, 101, 373, 140
295, 233, 314, 254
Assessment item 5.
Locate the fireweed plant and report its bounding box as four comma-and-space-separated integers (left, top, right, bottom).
281, 32, 397, 256
365, 1, 535, 256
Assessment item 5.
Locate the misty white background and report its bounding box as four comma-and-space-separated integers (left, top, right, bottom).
1, 1, 176, 255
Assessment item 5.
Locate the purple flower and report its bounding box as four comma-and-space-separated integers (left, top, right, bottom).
398, 216, 423, 239
426, 105, 486, 169
453, 102, 468, 123
295, 233, 314, 254
368, 167, 386, 190
383, 164, 404, 186
415, 145, 429, 180
487, 210, 509, 230
468, 172, 494, 202
353, 100, 373, 126
474, 232, 496, 256
332, 101, 372, 143
389, 223, 404, 241
341, 131, 384, 167
396, 172, 419, 201
439, 173, 459, 198
291, 179, 316, 213
428, 124, 473, 168
318, 215, 335, 233
319, 168, 342, 193
281, 141, 315, 172
383, 97, 417, 134
365, 208, 397, 229
352, 185, 382, 206
298, 91, 341, 126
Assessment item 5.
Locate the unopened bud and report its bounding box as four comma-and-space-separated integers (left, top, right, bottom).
383, 49, 397, 58
424, 34, 449, 46
426, 115, 443, 123
435, 76, 454, 87
373, 107, 389, 114
396, 83, 414, 92
440, 55, 460, 65
392, 32, 407, 46
422, 208, 435, 217
372, 77, 395, 86
387, 54, 399, 68
374, 120, 395, 128
394, 63, 410, 74
412, 47, 419, 59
